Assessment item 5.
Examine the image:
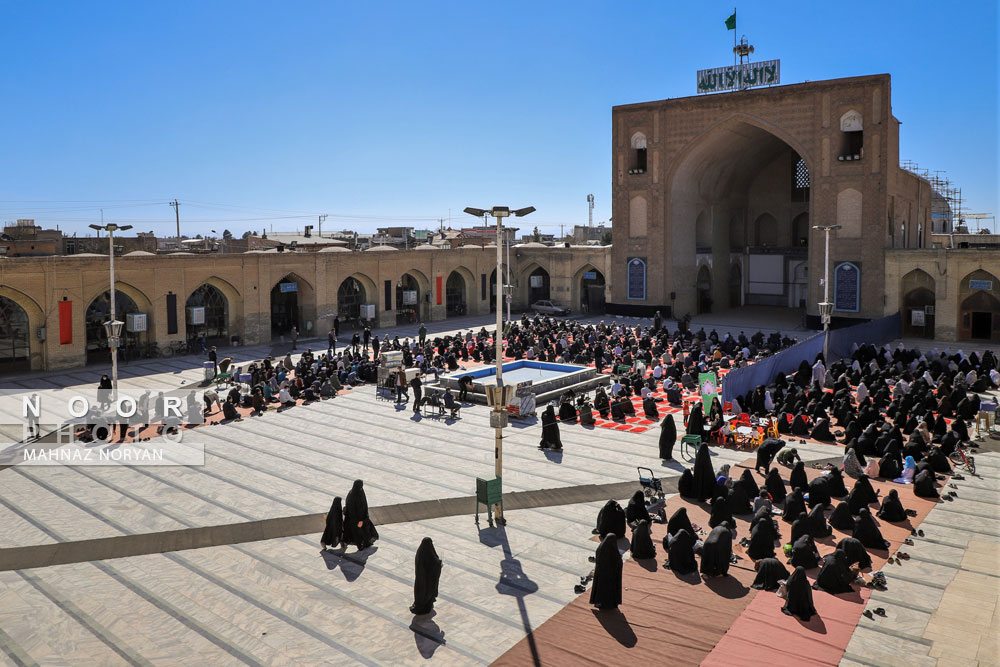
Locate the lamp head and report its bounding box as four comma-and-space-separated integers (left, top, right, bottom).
464, 207, 488, 218
513, 206, 536, 217
104, 319, 124, 339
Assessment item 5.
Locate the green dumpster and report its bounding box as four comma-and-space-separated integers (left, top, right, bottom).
475, 476, 503, 526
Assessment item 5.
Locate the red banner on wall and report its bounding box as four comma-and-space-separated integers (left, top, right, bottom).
436, 276, 443, 305
58, 300, 72, 344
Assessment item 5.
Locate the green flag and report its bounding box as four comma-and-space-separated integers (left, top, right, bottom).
725, 13, 736, 30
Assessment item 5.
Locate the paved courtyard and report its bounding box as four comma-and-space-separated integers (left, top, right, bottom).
0, 312, 996, 665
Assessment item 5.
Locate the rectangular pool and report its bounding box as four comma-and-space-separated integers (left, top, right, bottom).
451, 361, 580, 385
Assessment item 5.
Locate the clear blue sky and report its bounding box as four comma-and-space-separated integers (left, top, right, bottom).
1, 1, 996, 236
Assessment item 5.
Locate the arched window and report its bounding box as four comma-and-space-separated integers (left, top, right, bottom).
752, 213, 778, 247
86, 290, 141, 362
791, 153, 810, 202
839, 110, 863, 159
186, 284, 229, 344
0, 296, 30, 370
629, 132, 647, 174
337, 277, 366, 321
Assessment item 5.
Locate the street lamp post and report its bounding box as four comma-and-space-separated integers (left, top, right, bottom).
812, 224, 842, 362
464, 205, 535, 525
90, 223, 133, 401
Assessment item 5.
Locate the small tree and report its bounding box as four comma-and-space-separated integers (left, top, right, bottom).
222, 229, 233, 239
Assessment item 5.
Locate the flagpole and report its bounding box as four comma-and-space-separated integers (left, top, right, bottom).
733, 8, 737, 67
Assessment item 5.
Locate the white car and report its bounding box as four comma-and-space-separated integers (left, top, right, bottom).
531, 300, 571, 316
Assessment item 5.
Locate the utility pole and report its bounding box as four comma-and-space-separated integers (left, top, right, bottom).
318, 214, 327, 238
169, 200, 181, 248
560, 223, 564, 242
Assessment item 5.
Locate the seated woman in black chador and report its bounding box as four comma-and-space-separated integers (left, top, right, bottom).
812, 549, 856, 594
788, 533, 821, 569
709, 495, 734, 529
667, 507, 695, 538
594, 389, 611, 419
782, 566, 818, 621
678, 469, 695, 498
751, 557, 789, 591
665, 528, 698, 574
625, 490, 650, 526
807, 503, 832, 538
746, 520, 776, 561
807, 477, 831, 509
836, 536, 872, 570
913, 469, 940, 498
852, 474, 880, 505
630, 519, 656, 559
727, 478, 753, 516
740, 468, 760, 498
828, 501, 855, 531
700, 521, 735, 577
825, 467, 850, 497
876, 489, 908, 523
783, 488, 807, 523
852, 508, 890, 550
594, 499, 626, 538
558, 398, 577, 423
766, 468, 787, 504
790, 511, 811, 545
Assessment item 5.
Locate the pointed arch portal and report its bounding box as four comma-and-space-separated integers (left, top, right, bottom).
668, 118, 812, 315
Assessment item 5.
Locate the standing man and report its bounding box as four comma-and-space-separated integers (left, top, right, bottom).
363, 326, 371, 355
371, 334, 380, 361
410, 371, 423, 414
333, 315, 341, 340
328, 327, 336, 357
290, 326, 299, 351
209, 345, 218, 377
418, 323, 427, 347
351, 331, 361, 356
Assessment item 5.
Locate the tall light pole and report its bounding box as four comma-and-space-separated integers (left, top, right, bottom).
90, 223, 133, 401
813, 224, 841, 362
464, 205, 535, 525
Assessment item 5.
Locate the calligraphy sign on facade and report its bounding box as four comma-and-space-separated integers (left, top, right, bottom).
627, 258, 646, 300
833, 262, 860, 312
697, 59, 780, 94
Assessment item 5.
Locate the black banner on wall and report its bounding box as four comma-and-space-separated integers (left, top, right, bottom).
166, 293, 178, 334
